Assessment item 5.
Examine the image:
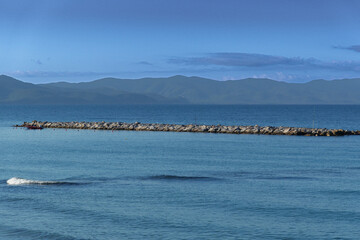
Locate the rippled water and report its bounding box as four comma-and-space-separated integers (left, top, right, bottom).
1, 105, 360, 239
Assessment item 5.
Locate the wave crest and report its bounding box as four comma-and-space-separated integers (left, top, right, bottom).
6, 177, 76, 185
144, 175, 218, 181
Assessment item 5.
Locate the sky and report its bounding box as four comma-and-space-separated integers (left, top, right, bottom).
0, 0, 359, 83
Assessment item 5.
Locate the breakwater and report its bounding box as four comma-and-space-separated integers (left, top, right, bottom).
16, 120, 360, 137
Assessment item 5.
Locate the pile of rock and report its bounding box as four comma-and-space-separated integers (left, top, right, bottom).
16, 120, 360, 137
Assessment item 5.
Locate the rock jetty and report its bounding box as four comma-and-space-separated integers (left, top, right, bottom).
15, 120, 360, 137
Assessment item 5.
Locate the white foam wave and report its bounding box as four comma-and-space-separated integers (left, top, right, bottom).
7, 177, 61, 185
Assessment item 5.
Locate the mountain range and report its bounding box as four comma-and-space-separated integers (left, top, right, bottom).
1, 74, 360, 104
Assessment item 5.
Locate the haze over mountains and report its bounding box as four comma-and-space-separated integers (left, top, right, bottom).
1, 74, 360, 105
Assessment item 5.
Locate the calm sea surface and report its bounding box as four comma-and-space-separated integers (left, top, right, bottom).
1, 105, 360, 240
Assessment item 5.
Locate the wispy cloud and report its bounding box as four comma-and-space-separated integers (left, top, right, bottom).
31, 59, 43, 65
334, 45, 360, 53
168, 52, 360, 72
168, 53, 310, 67
137, 61, 153, 65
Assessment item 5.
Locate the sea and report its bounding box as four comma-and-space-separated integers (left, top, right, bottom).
1, 105, 360, 240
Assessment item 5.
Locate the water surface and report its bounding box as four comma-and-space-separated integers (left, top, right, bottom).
1, 105, 359, 239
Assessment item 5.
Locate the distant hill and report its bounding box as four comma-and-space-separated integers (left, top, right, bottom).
1, 74, 360, 104
0, 75, 186, 104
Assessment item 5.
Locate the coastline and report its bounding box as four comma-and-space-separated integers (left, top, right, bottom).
16, 120, 360, 137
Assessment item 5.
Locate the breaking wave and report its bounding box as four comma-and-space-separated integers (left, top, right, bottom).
6, 177, 79, 186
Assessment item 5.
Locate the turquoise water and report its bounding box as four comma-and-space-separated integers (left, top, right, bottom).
1, 105, 360, 239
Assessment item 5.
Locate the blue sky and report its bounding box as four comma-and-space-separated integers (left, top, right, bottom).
0, 0, 359, 83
